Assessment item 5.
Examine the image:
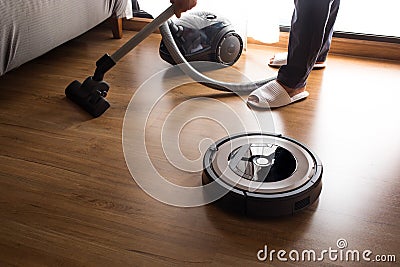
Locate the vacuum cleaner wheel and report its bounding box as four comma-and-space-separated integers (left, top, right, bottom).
202, 133, 323, 217
216, 32, 243, 65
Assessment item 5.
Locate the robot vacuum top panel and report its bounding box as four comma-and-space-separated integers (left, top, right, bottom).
204, 133, 322, 195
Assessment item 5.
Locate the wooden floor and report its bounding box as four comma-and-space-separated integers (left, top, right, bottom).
1, 27, 399, 266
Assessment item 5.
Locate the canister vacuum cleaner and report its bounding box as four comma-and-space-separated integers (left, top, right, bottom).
159, 11, 244, 66
65, 5, 323, 217
65, 5, 275, 117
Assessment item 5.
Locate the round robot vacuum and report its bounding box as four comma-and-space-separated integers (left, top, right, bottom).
202, 133, 323, 217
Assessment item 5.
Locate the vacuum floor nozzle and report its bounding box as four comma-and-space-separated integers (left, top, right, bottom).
65, 78, 110, 118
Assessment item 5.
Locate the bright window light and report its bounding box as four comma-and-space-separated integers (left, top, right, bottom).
279, 0, 400, 37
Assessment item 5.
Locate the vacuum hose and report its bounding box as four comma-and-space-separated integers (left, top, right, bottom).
159, 22, 275, 93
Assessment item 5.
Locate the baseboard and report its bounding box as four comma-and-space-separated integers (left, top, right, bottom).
122, 18, 400, 61
250, 32, 400, 62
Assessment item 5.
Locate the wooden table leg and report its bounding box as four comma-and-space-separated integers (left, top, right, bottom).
110, 18, 123, 39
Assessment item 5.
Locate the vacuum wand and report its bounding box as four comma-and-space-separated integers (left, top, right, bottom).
111, 5, 175, 62
65, 5, 175, 117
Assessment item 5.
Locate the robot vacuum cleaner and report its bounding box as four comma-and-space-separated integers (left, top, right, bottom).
202, 132, 323, 217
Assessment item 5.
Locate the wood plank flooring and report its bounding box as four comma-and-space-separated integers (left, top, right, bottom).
0, 27, 399, 266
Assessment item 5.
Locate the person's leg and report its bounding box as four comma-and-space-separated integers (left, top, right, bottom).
247, 0, 340, 108
277, 0, 336, 90
316, 0, 341, 63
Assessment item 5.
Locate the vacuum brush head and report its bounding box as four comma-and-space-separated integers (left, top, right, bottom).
65, 77, 110, 118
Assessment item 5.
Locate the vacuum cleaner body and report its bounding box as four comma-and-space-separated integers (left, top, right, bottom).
159, 11, 243, 66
